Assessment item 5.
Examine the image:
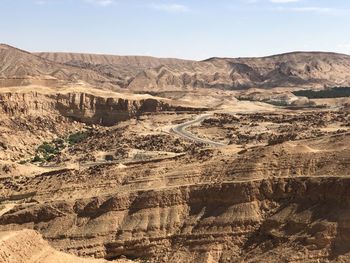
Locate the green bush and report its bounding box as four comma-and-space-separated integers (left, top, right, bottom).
34, 140, 62, 164
37, 142, 59, 155
30, 130, 92, 164
53, 138, 66, 149
44, 154, 56, 162
68, 131, 90, 145
32, 155, 43, 163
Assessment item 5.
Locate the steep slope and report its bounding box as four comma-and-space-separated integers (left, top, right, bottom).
226, 51, 350, 88
0, 86, 204, 162
35, 52, 194, 88
4, 44, 350, 91
36, 52, 191, 68
1, 129, 349, 262
0, 44, 112, 88
128, 52, 350, 91
2, 177, 350, 262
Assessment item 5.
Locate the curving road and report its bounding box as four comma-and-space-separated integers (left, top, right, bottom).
171, 114, 226, 147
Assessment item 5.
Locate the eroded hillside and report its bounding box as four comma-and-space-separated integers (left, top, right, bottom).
1, 44, 350, 263
0, 45, 112, 88
37, 50, 350, 91
3, 44, 350, 91
1, 84, 350, 262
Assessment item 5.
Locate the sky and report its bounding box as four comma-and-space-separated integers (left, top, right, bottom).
1, 0, 350, 60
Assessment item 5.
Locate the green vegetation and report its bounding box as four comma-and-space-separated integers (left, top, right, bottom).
32, 154, 44, 163
20, 128, 93, 165
37, 142, 60, 155
67, 131, 91, 145
34, 139, 67, 163
293, 87, 350, 99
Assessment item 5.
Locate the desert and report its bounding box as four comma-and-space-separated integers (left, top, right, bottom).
0, 40, 350, 263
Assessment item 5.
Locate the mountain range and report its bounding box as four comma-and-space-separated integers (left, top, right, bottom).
1, 43, 350, 90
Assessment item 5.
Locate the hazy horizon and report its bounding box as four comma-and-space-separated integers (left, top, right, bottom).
1, 0, 350, 60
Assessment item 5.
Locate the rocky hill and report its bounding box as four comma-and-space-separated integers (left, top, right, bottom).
0, 44, 112, 88
37, 49, 350, 91
2, 44, 350, 91
126, 51, 350, 91
35, 52, 193, 89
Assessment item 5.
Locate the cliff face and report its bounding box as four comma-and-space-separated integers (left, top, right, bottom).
1, 177, 350, 262
55, 93, 198, 126
0, 91, 194, 126
0, 90, 202, 161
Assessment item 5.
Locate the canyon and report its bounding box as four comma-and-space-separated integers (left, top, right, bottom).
1, 44, 350, 263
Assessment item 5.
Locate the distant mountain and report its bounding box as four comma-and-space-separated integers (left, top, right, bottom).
2, 44, 350, 90
35, 52, 192, 88
0, 44, 112, 88
126, 51, 350, 91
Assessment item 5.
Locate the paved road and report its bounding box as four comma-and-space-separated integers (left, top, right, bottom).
171, 114, 226, 147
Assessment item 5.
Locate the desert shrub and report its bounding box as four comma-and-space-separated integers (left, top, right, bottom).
31, 130, 92, 164
38, 142, 59, 155
68, 131, 90, 145
35, 139, 64, 164
53, 138, 66, 149
44, 154, 56, 162
32, 155, 44, 163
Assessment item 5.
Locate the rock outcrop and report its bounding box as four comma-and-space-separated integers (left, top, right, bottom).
0, 89, 205, 161
0, 90, 200, 126
2, 177, 350, 262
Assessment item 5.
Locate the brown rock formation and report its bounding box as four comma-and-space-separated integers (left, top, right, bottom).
2, 177, 350, 262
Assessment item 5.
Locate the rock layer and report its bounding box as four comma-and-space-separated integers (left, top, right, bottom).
0, 90, 199, 126
2, 177, 350, 262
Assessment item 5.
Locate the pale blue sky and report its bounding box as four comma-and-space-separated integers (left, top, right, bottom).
1, 0, 350, 60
